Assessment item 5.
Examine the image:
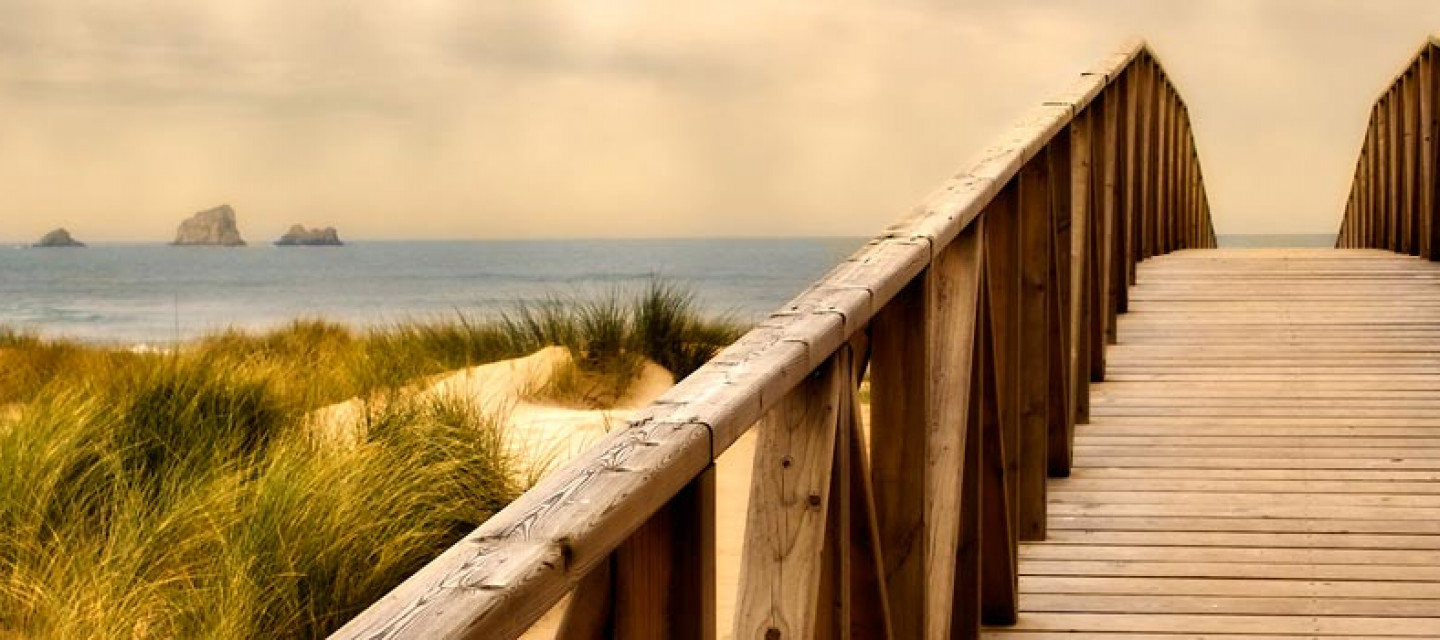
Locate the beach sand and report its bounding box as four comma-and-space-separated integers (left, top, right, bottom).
316, 347, 859, 639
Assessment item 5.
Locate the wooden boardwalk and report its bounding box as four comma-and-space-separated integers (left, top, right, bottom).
986, 248, 1440, 639
339, 38, 1440, 640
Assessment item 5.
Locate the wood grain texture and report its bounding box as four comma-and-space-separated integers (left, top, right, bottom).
1046, 125, 1076, 479
614, 466, 716, 640
1016, 158, 1052, 543
927, 222, 984, 638
869, 274, 932, 640
983, 248, 1440, 639
733, 356, 843, 640
1068, 109, 1093, 427
984, 181, 1022, 544
977, 268, 1018, 626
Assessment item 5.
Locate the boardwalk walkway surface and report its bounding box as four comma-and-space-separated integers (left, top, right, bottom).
986, 248, 1440, 638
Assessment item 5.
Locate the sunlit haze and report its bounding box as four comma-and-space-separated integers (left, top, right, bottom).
2, 1, 1438, 241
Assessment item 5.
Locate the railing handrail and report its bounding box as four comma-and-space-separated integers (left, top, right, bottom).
333, 38, 1214, 640
1336, 36, 1440, 255
1368, 34, 1440, 105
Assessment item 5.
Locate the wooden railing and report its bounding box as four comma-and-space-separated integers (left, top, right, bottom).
1337, 35, 1440, 252
333, 39, 1215, 640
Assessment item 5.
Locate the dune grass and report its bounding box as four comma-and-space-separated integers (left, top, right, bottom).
0, 282, 740, 638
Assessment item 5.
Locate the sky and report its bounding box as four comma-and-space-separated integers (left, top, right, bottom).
1, 1, 1437, 242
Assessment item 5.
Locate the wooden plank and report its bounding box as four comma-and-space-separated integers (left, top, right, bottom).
983, 247, 1440, 639
1376, 107, 1387, 247
1152, 86, 1168, 256
733, 356, 843, 640
1019, 559, 1440, 581
1041, 529, 1440, 549
1020, 575, 1440, 598
1429, 46, 1440, 260
1052, 490, 1440, 507
1046, 123, 1075, 479
977, 262, 1019, 626
1422, 49, 1434, 258
1047, 515, 1440, 535
953, 309, 986, 640
928, 221, 984, 638
1136, 56, 1155, 262
1086, 93, 1111, 383
613, 466, 716, 640
869, 273, 931, 640
1069, 109, 1093, 426
1017, 156, 1051, 542
1151, 75, 1168, 259
1391, 91, 1402, 250
1001, 613, 1440, 636
1021, 593, 1440, 616
1019, 544, 1440, 565
1406, 69, 1420, 255
1114, 67, 1134, 316
1101, 82, 1122, 349
1124, 62, 1142, 287
556, 561, 613, 640
814, 364, 849, 640
818, 343, 890, 640
983, 180, 1023, 547
845, 367, 895, 640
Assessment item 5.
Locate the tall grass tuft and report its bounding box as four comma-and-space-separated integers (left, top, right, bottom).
631, 279, 743, 379
0, 359, 518, 638
0, 280, 739, 637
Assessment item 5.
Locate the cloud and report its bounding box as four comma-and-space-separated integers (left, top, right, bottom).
1, 0, 1438, 240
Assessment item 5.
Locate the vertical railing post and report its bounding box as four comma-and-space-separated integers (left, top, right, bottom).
1423, 48, 1438, 259
1373, 108, 1384, 248
1105, 68, 1128, 343
1156, 85, 1171, 255
978, 185, 1020, 626
1135, 56, 1153, 266
871, 271, 932, 640
1115, 66, 1136, 318
1390, 90, 1401, 250
1046, 128, 1076, 478
929, 224, 985, 639
1404, 70, 1419, 255
1017, 155, 1051, 542
1069, 109, 1094, 426
1170, 95, 1183, 252
561, 467, 718, 640
982, 182, 1022, 551
733, 354, 843, 640
1090, 90, 1117, 381
1082, 95, 1105, 386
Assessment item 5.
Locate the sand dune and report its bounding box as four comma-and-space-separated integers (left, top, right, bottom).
306, 346, 673, 460
308, 346, 766, 638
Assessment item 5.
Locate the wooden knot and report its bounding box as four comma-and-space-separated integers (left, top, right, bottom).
765, 629, 782, 640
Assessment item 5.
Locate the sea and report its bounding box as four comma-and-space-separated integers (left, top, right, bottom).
0, 239, 865, 345
1216, 234, 1336, 248
1, 234, 1343, 345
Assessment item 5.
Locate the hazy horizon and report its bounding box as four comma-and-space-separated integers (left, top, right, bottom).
3, 1, 1438, 242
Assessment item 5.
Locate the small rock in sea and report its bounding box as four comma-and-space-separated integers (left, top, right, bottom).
173, 205, 246, 246
33, 228, 85, 247
274, 224, 343, 246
